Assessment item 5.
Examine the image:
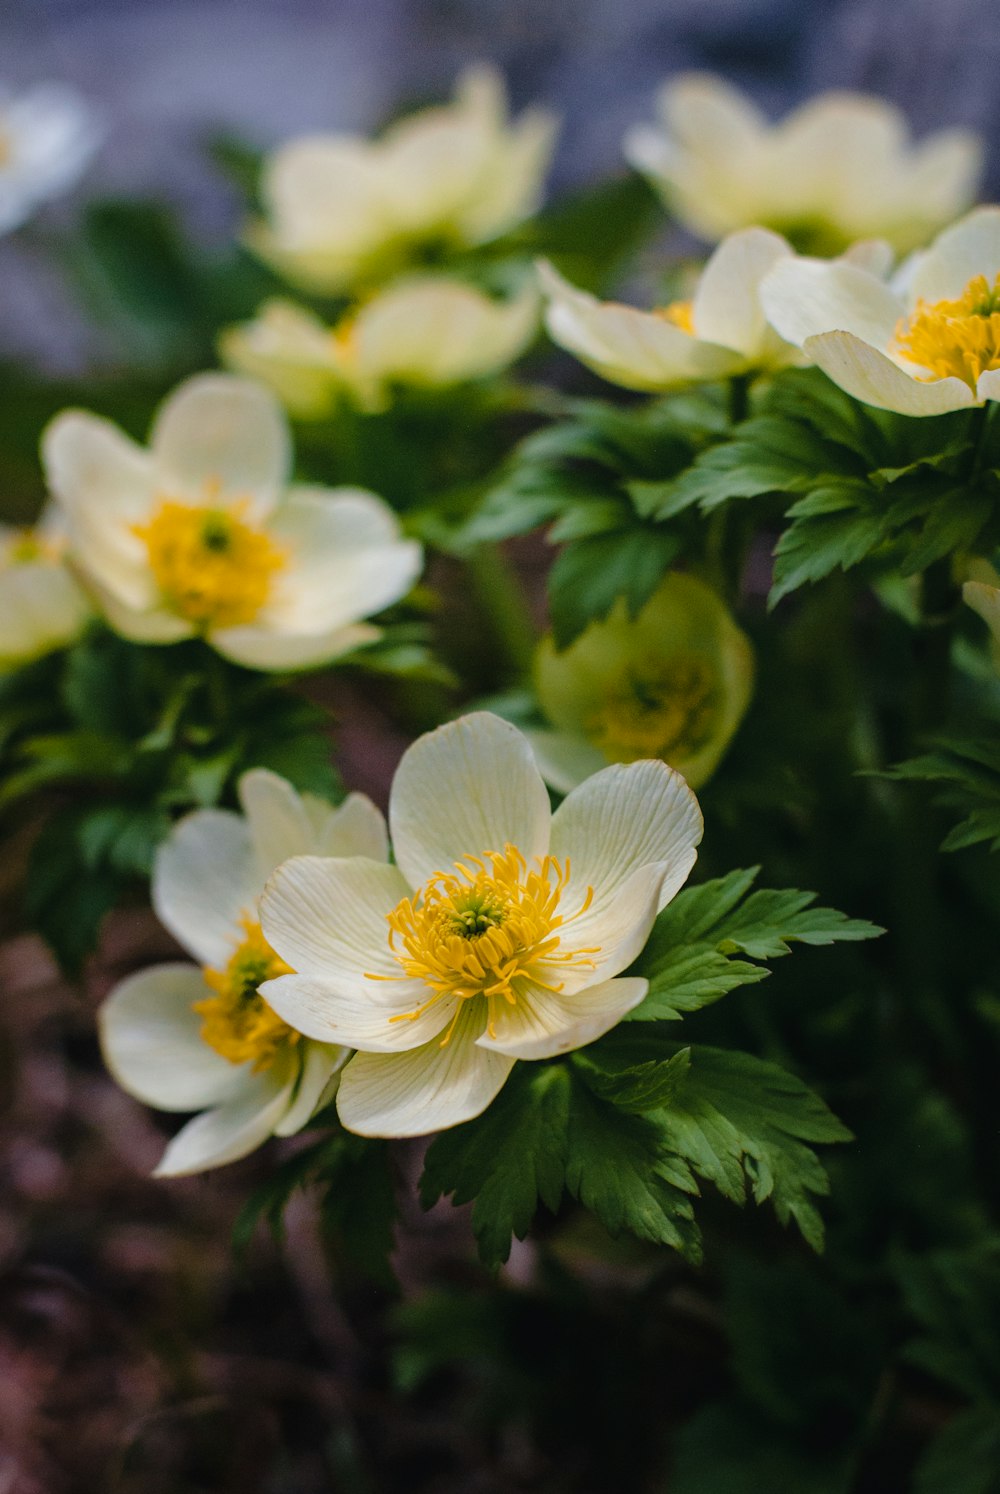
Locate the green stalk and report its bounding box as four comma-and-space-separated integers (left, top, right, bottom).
466, 545, 536, 685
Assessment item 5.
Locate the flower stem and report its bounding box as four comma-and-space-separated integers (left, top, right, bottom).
466, 545, 536, 684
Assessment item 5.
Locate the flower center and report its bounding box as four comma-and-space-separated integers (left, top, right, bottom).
194, 916, 298, 1070
4, 528, 60, 566
371, 845, 598, 1044
134, 495, 287, 629
586, 657, 718, 766
895, 274, 1000, 389
659, 299, 695, 335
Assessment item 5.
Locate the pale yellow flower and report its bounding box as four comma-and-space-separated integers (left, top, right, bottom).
0, 509, 91, 668
625, 72, 981, 255
250, 67, 557, 294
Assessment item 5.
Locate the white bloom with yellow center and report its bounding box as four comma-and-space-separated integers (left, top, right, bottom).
624, 72, 981, 255
0, 82, 103, 235
0, 508, 91, 668
251, 67, 557, 294
761, 208, 1000, 416
100, 769, 389, 1176
41, 373, 422, 669
538, 232, 891, 393
528, 573, 754, 794
221, 278, 539, 417
258, 712, 702, 1138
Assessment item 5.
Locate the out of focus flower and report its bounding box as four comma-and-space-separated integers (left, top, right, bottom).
0, 82, 103, 234
0, 509, 91, 668
250, 66, 557, 294
964, 577, 1000, 672
258, 712, 702, 1137
100, 770, 389, 1175
41, 373, 422, 669
538, 230, 890, 393
761, 207, 1000, 416
624, 73, 981, 256
221, 278, 539, 416
527, 573, 754, 794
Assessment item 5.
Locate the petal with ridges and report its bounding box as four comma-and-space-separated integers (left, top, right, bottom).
150, 374, 290, 515
273, 1042, 347, 1136
478, 975, 648, 1059
259, 971, 449, 1049
260, 855, 413, 988
153, 1076, 292, 1176
153, 810, 259, 965
803, 331, 977, 415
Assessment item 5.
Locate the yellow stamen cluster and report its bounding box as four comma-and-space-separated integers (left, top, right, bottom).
195, 916, 297, 1070
660, 299, 696, 335
895, 273, 1000, 388
587, 656, 718, 766
134, 495, 287, 629
373, 845, 598, 1045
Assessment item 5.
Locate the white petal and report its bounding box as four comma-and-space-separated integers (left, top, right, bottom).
965, 580, 1000, 645
523, 727, 608, 795
150, 374, 290, 516
540, 261, 741, 390
273, 1042, 347, 1136
459, 108, 557, 242
550, 759, 703, 916
477, 975, 648, 1059
153, 1076, 291, 1176
909, 206, 1000, 304
41, 410, 156, 609
260, 854, 413, 989
260, 972, 450, 1050
691, 227, 792, 358
760, 258, 904, 351
152, 809, 259, 965
210, 619, 380, 671
0, 562, 90, 666
803, 330, 977, 415
551, 862, 670, 990
262, 487, 423, 634
99, 964, 250, 1112
389, 712, 551, 888
85, 577, 194, 644
238, 768, 319, 877
318, 793, 389, 861
336, 1011, 515, 1137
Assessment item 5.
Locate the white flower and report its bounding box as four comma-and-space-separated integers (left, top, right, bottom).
251, 66, 557, 293
99, 769, 389, 1176
538, 231, 890, 393
41, 373, 422, 669
964, 577, 1000, 673
624, 72, 981, 255
220, 278, 539, 416
761, 207, 1000, 416
258, 712, 703, 1138
0, 508, 90, 668
0, 82, 103, 235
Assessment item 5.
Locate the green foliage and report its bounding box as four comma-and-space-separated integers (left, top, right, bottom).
629, 370, 1000, 603
496, 174, 663, 292
887, 733, 1000, 851
915, 1407, 1000, 1494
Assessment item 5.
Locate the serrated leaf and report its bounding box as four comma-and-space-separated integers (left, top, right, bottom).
575, 1046, 692, 1111
628, 942, 769, 1022
547, 527, 681, 648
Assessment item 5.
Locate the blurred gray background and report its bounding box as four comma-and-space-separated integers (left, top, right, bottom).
2, 0, 998, 370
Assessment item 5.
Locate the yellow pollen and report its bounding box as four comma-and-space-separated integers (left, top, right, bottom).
4, 528, 60, 566
894, 273, 1000, 388
194, 915, 298, 1070
659, 299, 695, 335
369, 845, 599, 1044
134, 493, 287, 629
587, 656, 718, 766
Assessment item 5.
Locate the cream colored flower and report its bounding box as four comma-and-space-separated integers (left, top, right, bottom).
100, 769, 389, 1176
761, 208, 1000, 415
538, 232, 890, 393
964, 577, 1000, 673
221, 278, 539, 417
624, 72, 981, 255
250, 66, 557, 294
258, 712, 703, 1138
527, 573, 754, 794
41, 373, 422, 669
0, 509, 90, 668
0, 82, 103, 235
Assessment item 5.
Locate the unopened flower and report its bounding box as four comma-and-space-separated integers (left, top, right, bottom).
0, 509, 90, 668
221, 278, 539, 416
250, 66, 557, 294
528, 573, 754, 794
761, 207, 1000, 415
0, 82, 103, 235
42, 373, 422, 668
624, 72, 981, 255
538, 232, 890, 393
100, 770, 389, 1175
259, 712, 703, 1138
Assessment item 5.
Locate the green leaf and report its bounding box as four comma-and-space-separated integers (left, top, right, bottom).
769, 506, 886, 607
887, 735, 1000, 852
506, 174, 661, 292
419, 1063, 571, 1269
547, 527, 681, 649
317, 1133, 397, 1288
915, 1406, 1000, 1494
24, 812, 125, 974
575, 1046, 692, 1111
671, 1401, 857, 1494
897, 1244, 1000, 1401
